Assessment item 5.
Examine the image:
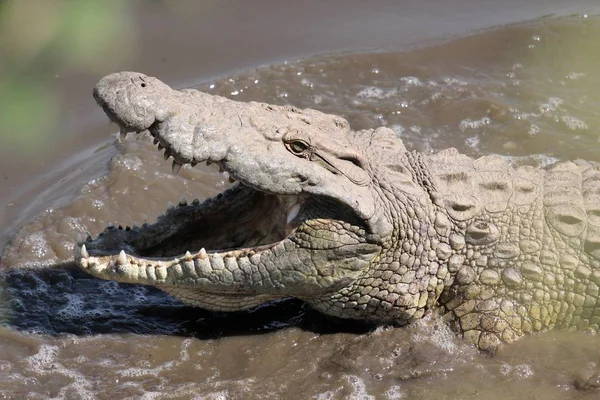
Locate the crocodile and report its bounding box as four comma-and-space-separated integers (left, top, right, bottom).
77, 71, 600, 352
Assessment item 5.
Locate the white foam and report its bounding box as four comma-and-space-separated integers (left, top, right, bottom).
357, 87, 397, 99
561, 115, 588, 130
384, 385, 406, 399
459, 117, 491, 132
344, 374, 376, 400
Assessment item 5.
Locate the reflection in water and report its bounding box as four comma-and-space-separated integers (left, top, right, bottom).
2, 15, 600, 400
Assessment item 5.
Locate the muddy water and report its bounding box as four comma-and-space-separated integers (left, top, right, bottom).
2, 8, 600, 400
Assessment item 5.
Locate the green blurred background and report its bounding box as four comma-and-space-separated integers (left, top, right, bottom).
0, 0, 137, 155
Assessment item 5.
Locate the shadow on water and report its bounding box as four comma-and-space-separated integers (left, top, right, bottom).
0, 264, 376, 339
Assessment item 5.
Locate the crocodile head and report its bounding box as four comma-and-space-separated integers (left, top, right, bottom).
79, 72, 434, 320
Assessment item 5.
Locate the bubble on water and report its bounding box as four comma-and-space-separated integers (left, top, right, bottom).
314, 391, 336, 400
567, 72, 585, 80
115, 155, 143, 171
539, 97, 563, 114
301, 78, 314, 88
390, 125, 405, 136
99, 280, 121, 296
400, 76, 423, 87
56, 293, 84, 320
465, 136, 480, 149
459, 117, 490, 132
357, 87, 397, 99
344, 374, 376, 400
514, 364, 534, 378
384, 385, 406, 399
23, 232, 50, 258
194, 391, 229, 400
442, 77, 467, 86
528, 124, 540, 136
561, 115, 588, 131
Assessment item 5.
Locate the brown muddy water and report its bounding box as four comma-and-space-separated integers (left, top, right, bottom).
2, 2, 600, 399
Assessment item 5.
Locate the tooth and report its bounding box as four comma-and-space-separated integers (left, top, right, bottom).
158, 144, 164, 150
81, 244, 89, 258
199, 248, 207, 260
167, 201, 175, 211
153, 138, 159, 145
119, 130, 128, 142
117, 250, 127, 265
184, 251, 192, 261
287, 203, 301, 224
164, 150, 171, 160
179, 197, 187, 206
77, 233, 83, 245
172, 160, 182, 175
107, 223, 116, 230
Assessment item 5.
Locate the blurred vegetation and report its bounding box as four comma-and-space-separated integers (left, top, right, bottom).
0, 0, 137, 155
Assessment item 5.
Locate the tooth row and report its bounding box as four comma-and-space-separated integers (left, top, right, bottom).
78, 244, 209, 268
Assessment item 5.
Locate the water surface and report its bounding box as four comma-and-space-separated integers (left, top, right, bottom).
2, 8, 600, 400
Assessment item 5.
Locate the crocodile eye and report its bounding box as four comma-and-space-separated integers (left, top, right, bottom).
289, 140, 308, 155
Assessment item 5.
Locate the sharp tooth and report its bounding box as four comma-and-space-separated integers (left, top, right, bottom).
158, 143, 164, 150
179, 197, 187, 206
164, 150, 171, 160
153, 138, 159, 145
172, 160, 182, 175
199, 248, 208, 260
81, 244, 89, 259
184, 251, 192, 261
119, 130, 128, 142
117, 250, 127, 265
167, 201, 175, 211
287, 203, 301, 224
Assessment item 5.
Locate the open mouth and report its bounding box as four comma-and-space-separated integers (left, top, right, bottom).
77, 72, 382, 312
76, 122, 371, 292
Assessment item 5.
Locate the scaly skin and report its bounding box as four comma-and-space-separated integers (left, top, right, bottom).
77, 71, 600, 352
